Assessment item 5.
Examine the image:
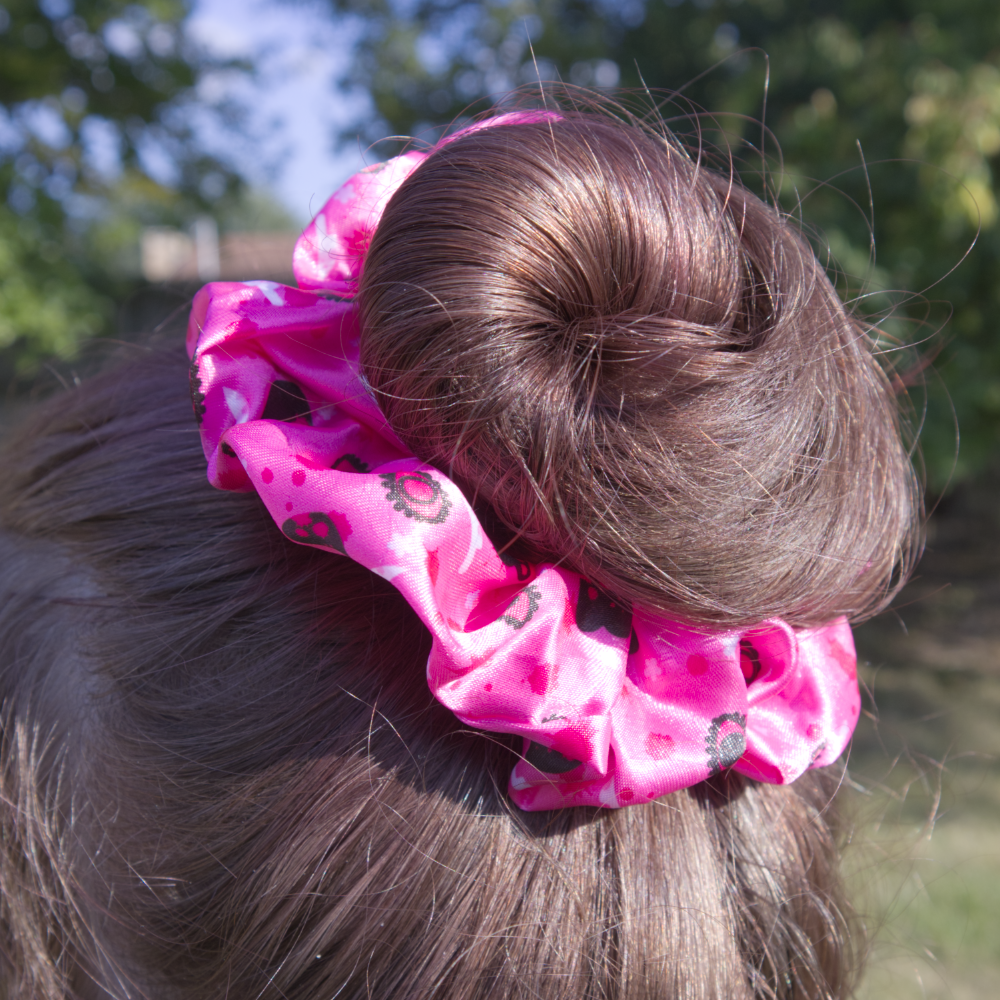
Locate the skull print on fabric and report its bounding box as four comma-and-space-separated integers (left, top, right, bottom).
497, 547, 532, 582
575, 580, 632, 639
281, 512, 346, 553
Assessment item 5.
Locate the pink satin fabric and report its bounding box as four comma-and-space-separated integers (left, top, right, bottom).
187, 121, 860, 811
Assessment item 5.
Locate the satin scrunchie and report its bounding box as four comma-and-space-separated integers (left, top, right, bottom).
187, 116, 860, 810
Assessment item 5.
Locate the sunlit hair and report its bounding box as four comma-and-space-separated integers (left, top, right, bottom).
0, 99, 921, 998
362, 113, 921, 626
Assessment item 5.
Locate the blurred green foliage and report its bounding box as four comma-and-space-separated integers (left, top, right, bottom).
315, 0, 1000, 488
0, 0, 245, 374
5, 0, 1000, 486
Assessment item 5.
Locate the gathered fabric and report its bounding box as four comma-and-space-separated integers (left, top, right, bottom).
187, 120, 860, 811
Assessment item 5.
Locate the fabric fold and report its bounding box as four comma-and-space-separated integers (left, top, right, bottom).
187, 130, 860, 810
188, 277, 859, 811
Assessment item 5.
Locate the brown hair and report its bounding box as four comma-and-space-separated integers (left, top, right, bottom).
0, 105, 915, 998
361, 114, 921, 626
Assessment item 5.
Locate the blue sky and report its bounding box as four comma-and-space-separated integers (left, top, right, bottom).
186, 0, 371, 223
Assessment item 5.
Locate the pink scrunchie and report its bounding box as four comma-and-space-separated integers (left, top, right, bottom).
187, 116, 860, 811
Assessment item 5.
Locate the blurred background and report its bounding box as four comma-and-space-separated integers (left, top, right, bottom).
1, 0, 999, 995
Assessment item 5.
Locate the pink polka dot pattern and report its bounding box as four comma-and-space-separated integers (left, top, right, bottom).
186, 121, 861, 811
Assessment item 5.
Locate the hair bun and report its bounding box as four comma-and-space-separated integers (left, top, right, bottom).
360, 114, 920, 626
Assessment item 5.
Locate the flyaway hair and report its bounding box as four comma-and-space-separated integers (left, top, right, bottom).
361, 115, 921, 626
0, 103, 920, 997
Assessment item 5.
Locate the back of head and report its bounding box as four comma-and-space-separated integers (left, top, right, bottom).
0, 106, 913, 999
362, 114, 920, 625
